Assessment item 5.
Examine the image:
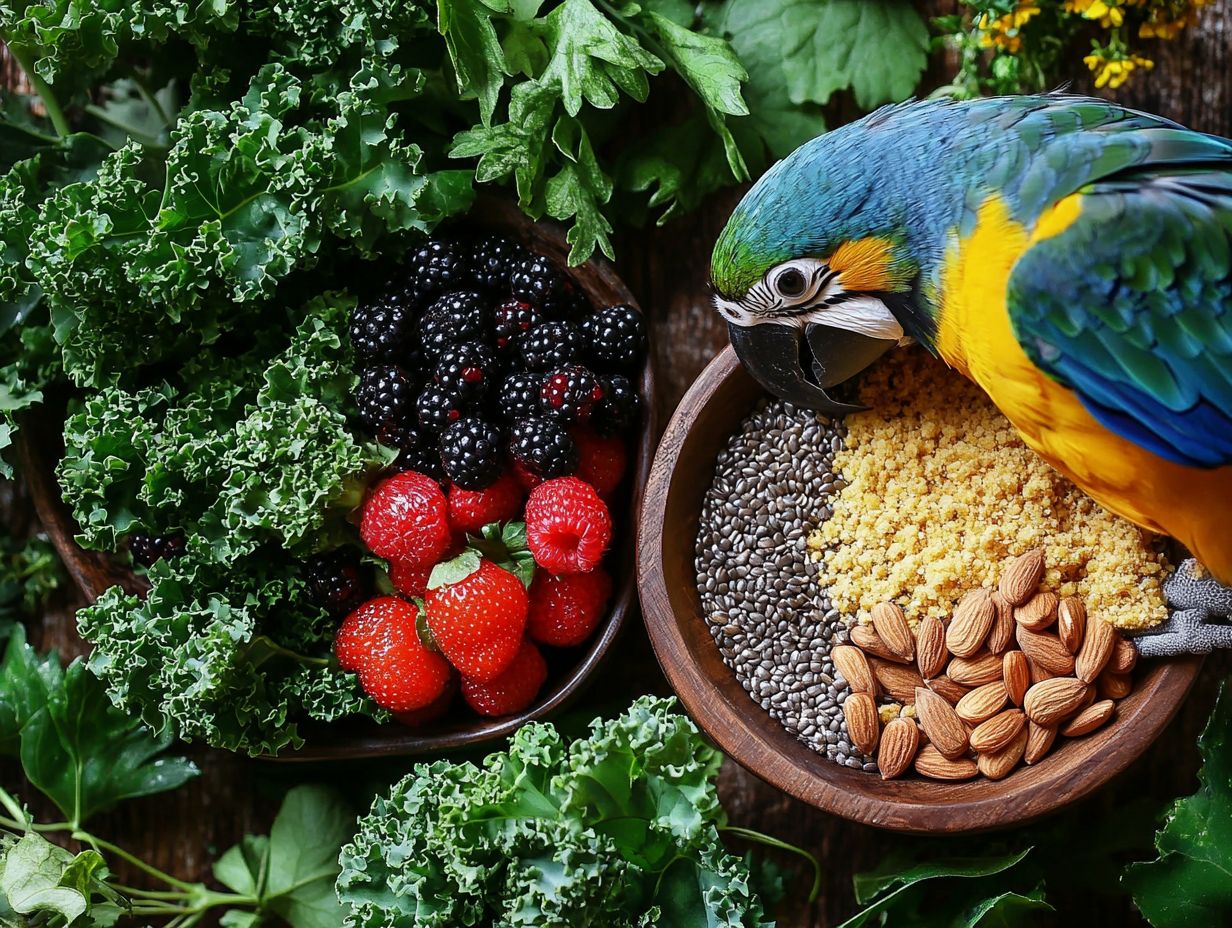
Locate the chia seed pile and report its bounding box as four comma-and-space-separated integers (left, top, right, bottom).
695, 399, 876, 771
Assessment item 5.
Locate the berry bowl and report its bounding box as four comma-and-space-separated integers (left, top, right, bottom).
637, 345, 1201, 833
18, 196, 654, 760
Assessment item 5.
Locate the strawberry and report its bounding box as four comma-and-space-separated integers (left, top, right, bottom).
360, 471, 451, 567
526, 569, 613, 647
461, 640, 547, 716
524, 477, 612, 575
392, 673, 457, 727
425, 556, 529, 682
570, 426, 627, 499
334, 597, 452, 712
447, 470, 524, 538
389, 559, 431, 599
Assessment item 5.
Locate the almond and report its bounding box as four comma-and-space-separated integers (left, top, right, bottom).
947, 652, 1004, 687
1061, 699, 1115, 737
832, 645, 877, 695
926, 675, 971, 704
970, 708, 1026, 754
1016, 625, 1075, 676
1014, 590, 1059, 631
946, 589, 996, 658
916, 614, 948, 679
871, 602, 914, 662
1098, 671, 1132, 700
1076, 618, 1116, 684
914, 686, 969, 760
1109, 637, 1138, 674
956, 681, 1008, 724
1024, 721, 1057, 764
1075, 684, 1098, 714
1028, 657, 1058, 685
987, 591, 1016, 654
1057, 596, 1087, 653
977, 727, 1029, 780
914, 744, 979, 781
870, 659, 925, 704
1003, 651, 1030, 706
1024, 677, 1091, 726
843, 693, 880, 755
998, 548, 1045, 605
850, 624, 910, 664
878, 718, 921, 780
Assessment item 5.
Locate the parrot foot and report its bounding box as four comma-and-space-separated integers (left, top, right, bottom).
1129, 559, 1232, 657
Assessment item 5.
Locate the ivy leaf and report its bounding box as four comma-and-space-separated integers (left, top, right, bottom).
1125, 682, 1232, 927
0, 833, 123, 928
429, 549, 483, 589
438, 0, 512, 126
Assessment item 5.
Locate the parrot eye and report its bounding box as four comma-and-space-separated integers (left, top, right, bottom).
774, 268, 807, 298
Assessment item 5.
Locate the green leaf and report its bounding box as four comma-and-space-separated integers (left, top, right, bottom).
214, 835, 270, 898
643, 12, 747, 117
1126, 682, 1232, 927
963, 886, 1053, 927
0, 626, 63, 756
19, 658, 198, 828
428, 549, 482, 589
438, 0, 511, 126
0, 833, 122, 928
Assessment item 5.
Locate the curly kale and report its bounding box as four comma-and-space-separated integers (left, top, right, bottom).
337, 697, 774, 928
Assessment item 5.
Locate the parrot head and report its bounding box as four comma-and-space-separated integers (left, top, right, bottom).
710, 119, 932, 415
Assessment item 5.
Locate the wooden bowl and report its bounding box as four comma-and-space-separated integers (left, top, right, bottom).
18, 197, 655, 761
637, 345, 1202, 834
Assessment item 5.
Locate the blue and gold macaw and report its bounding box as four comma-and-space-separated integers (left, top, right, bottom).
709, 94, 1232, 656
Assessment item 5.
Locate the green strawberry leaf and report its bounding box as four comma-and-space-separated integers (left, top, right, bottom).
465, 522, 535, 587
428, 550, 483, 590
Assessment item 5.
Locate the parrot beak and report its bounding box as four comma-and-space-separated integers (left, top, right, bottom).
727, 322, 896, 417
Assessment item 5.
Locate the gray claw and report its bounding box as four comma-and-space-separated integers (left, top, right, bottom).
1164, 558, 1232, 613
1133, 559, 1232, 657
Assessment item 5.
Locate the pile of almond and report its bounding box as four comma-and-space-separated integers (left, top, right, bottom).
834, 548, 1138, 781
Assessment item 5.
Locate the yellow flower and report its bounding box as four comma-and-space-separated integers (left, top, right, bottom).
977, 3, 1040, 54
1064, 0, 1126, 27
1084, 52, 1154, 89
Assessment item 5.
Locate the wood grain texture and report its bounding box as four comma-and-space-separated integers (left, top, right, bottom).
5, 4, 1232, 923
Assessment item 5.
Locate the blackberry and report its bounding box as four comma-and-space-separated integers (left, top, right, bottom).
467, 235, 528, 292
419, 290, 491, 361
433, 342, 495, 404
591, 374, 642, 436
128, 533, 186, 567
492, 300, 542, 357
440, 417, 504, 490
582, 304, 647, 371
539, 365, 605, 424
496, 371, 543, 422
548, 275, 591, 321
350, 297, 418, 365
417, 383, 471, 434
303, 549, 370, 618
520, 320, 584, 370
376, 421, 443, 479
356, 364, 417, 430
407, 239, 467, 301
509, 254, 562, 308
509, 417, 579, 479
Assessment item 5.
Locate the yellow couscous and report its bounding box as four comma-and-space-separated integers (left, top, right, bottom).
810, 349, 1169, 631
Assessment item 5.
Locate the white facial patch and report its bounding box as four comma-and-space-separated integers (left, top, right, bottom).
803, 295, 907, 342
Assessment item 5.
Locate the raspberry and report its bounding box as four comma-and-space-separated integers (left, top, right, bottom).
512, 459, 544, 491
524, 478, 612, 575
303, 548, 370, 618
539, 365, 605, 424
496, 372, 544, 422
389, 559, 432, 599
509, 253, 563, 308
509, 417, 578, 479
407, 239, 467, 302
447, 470, 524, 537
416, 383, 471, 434
360, 471, 452, 567
376, 421, 443, 480
520, 320, 584, 370
461, 640, 547, 717
334, 597, 452, 712
128, 533, 186, 567
570, 426, 627, 498
467, 235, 527, 292
590, 374, 642, 436
350, 298, 419, 365
582, 304, 647, 371
492, 300, 542, 356
526, 569, 613, 647
439, 417, 504, 490
356, 364, 417, 431
425, 558, 530, 681
433, 341, 495, 404
419, 290, 491, 361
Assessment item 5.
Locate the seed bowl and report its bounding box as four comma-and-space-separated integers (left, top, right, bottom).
637, 345, 1201, 834
18, 197, 654, 761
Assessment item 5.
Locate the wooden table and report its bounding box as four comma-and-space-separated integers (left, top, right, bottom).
6, 4, 1232, 924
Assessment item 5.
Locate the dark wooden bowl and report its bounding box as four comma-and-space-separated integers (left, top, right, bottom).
637, 345, 1202, 834
17, 197, 655, 761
